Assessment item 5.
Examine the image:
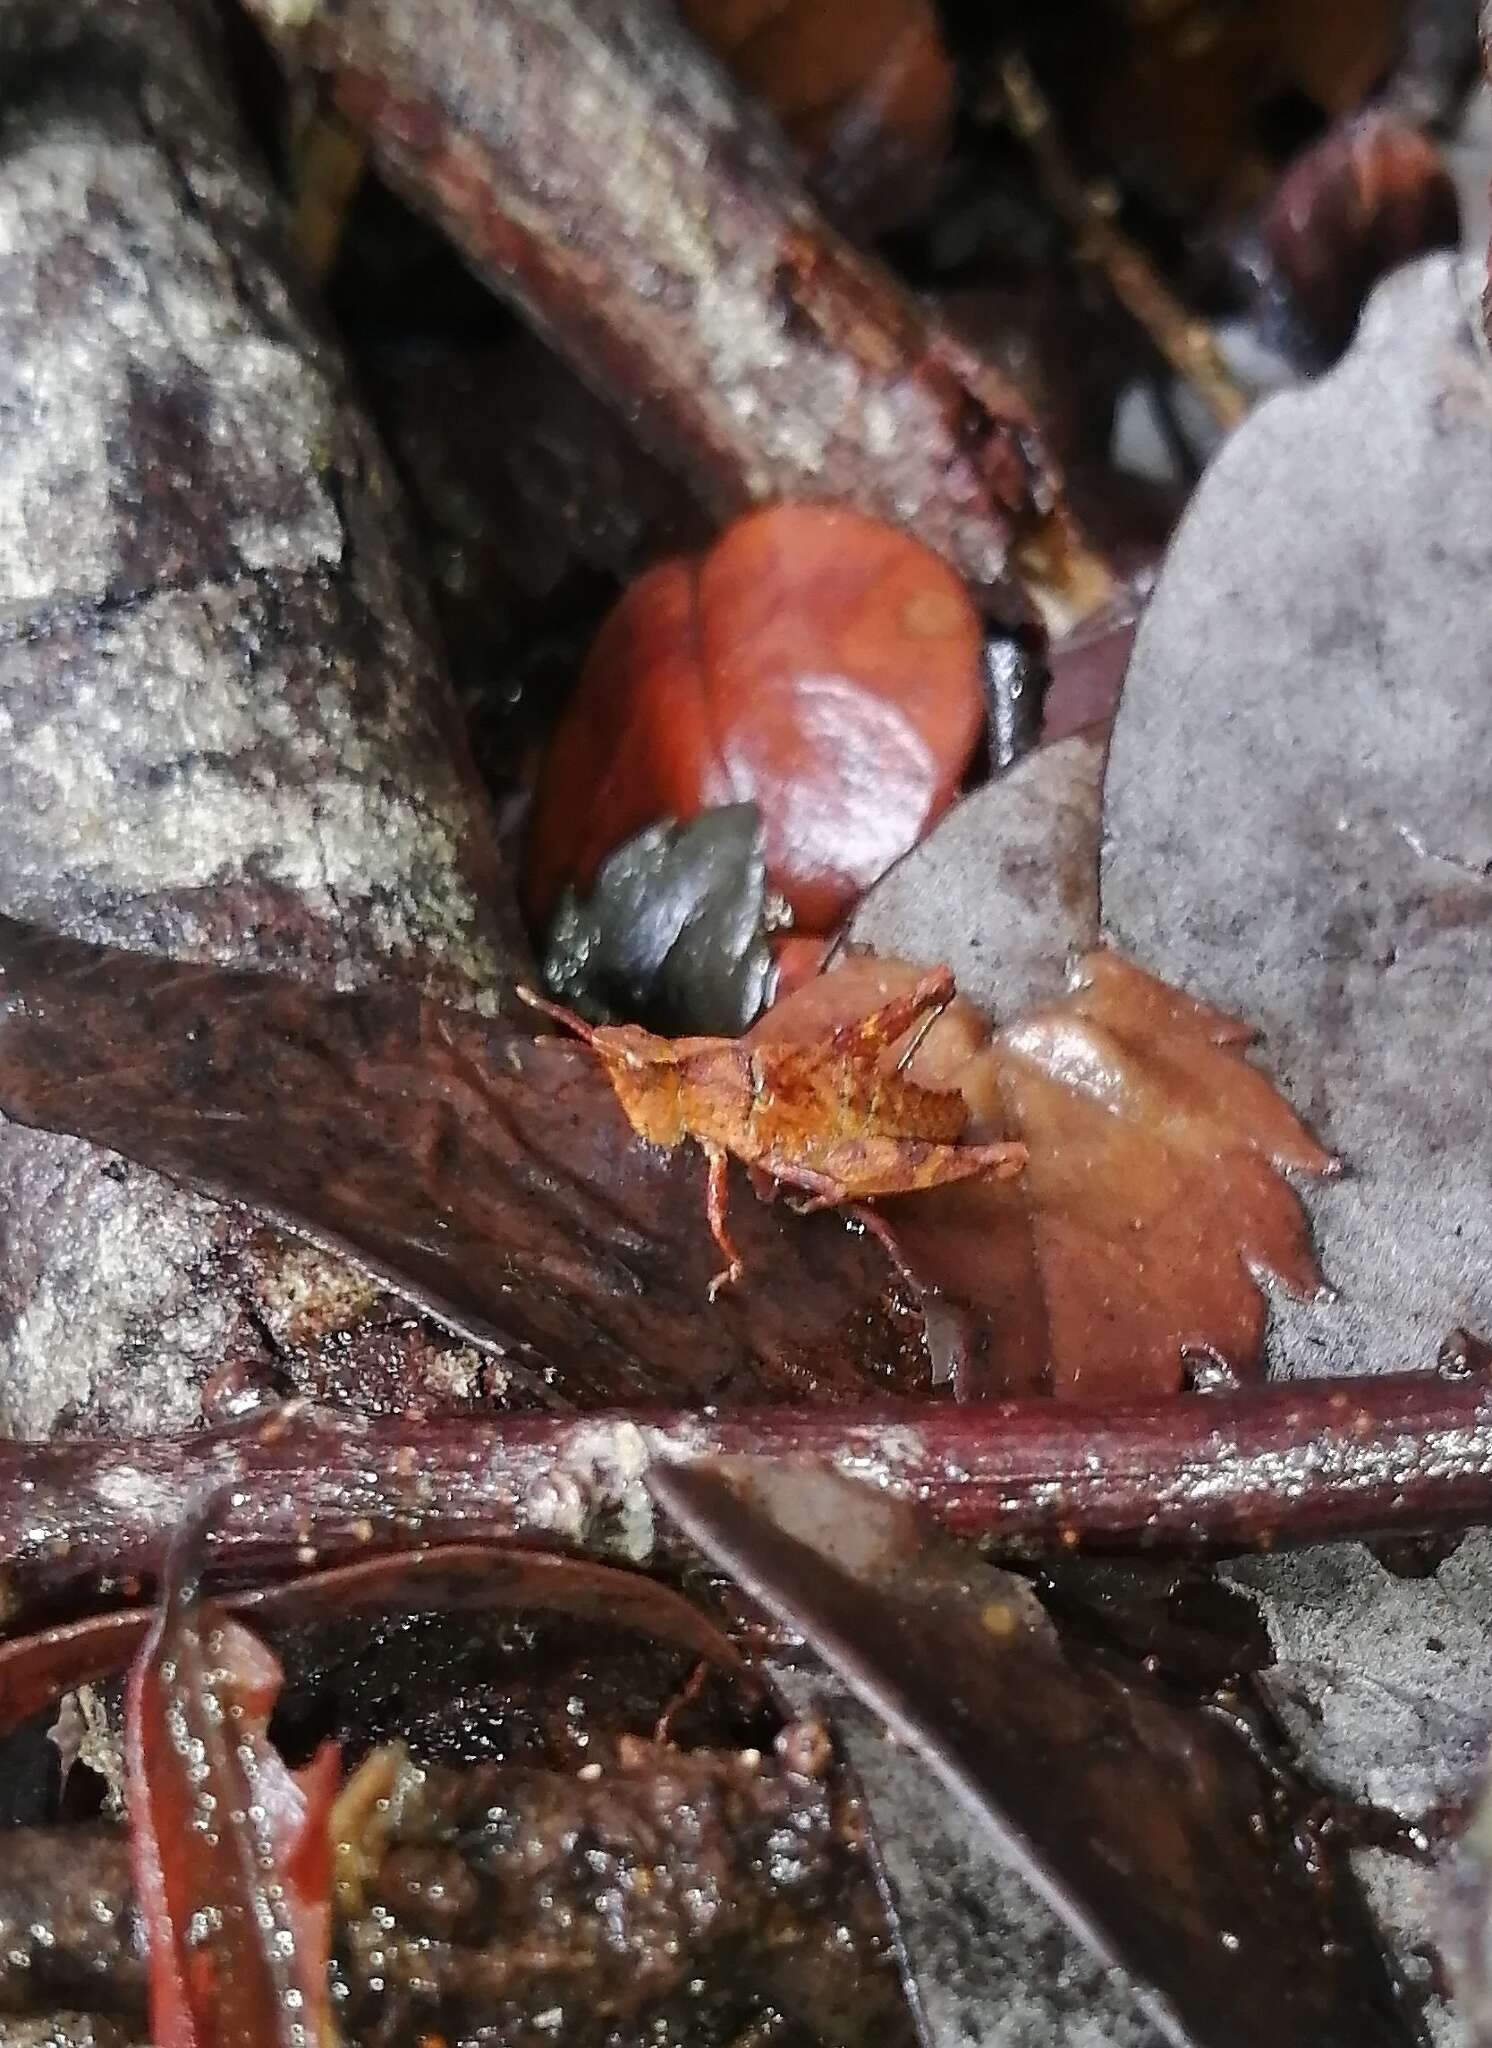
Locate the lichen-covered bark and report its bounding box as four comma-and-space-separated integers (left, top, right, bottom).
241, 0, 1110, 628
0, 0, 518, 1435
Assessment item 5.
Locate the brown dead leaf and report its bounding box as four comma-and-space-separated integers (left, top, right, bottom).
751, 948, 1336, 1398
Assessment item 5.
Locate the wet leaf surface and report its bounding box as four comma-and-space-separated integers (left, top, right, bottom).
754, 943, 1333, 1398
524, 505, 986, 937
650, 1457, 1415, 2048
2, 1540, 920, 2048
0, 915, 929, 1411
125, 1527, 339, 2048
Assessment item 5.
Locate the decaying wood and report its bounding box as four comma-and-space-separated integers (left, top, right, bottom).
239, 0, 1112, 628
0, 1365, 1486, 1607
0, 0, 517, 1437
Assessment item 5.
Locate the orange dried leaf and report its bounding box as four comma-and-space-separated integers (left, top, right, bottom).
753, 949, 1337, 1398
520, 979, 1024, 1294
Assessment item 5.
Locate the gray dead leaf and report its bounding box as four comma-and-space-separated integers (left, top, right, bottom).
850, 254, 1492, 2045
773, 1673, 1161, 2048
1444, 1763, 1492, 2046
1226, 1537, 1492, 1819
1102, 253, 1492, 2042
848, 732, 1103, 1022
1103, 254, 1492, 1381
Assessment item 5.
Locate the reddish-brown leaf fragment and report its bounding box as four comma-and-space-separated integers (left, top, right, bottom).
2, 1543, 753, 1737
994, 949, 1336, 1395
125, 1529, 339, 2048
755, 947, 1336, 1396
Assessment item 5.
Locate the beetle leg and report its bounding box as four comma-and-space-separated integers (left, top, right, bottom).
828, 968, 955, 1063
703, 1143, 745, 1299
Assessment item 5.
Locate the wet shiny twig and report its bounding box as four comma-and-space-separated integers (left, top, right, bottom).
0, 1365, 1488, 1609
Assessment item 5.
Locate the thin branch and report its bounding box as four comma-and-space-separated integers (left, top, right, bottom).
997, 51, 1250, 435
1, 1366, 1488, 1608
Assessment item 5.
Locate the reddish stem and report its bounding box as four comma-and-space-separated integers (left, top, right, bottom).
0, 1368, 1488, 1606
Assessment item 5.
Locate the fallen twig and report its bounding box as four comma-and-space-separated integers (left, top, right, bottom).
996, 51, 1249, 435
1, 1365, 1488, 1608
240, 0, 1112, 627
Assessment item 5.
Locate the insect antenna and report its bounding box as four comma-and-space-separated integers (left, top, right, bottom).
516, 984, 599, 1047
894, 983, 954, 1072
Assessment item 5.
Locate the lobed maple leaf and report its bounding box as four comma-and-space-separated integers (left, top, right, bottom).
752, 946, 1337, 1398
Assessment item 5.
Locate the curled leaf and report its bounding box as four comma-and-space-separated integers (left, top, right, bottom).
125, 1519, 340, 2048
1251, 110, 1459, 367
1, 1543, 751, 1736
